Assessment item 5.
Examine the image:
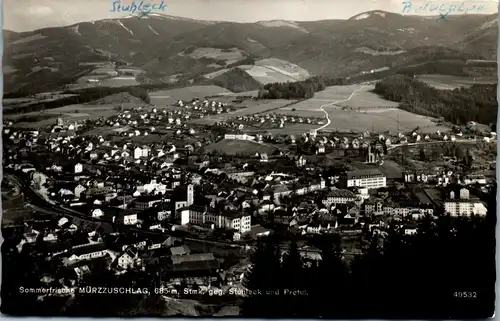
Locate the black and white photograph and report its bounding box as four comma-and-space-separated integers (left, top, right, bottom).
1, 0, 498, 318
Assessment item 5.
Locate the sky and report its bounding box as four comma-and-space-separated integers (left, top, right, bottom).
4, 0, 499, 32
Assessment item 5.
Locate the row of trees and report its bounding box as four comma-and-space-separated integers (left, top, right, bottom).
242, 192, 496, 318
373, 75, 498, 126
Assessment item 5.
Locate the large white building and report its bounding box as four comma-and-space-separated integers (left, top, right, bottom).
178, 205, 252, 233
341, 169, 387, 190
444, 188, 488, 217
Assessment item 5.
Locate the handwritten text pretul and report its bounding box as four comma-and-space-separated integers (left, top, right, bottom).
401, 1, 486, 14
110, 0, 167, 14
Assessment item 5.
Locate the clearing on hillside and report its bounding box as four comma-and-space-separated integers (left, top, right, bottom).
234, 58, 310, 85
149, 85, 233, 105
416, 74, 497, 90
182, 47, 247, 65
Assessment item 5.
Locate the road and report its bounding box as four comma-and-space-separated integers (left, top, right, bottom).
314, 85, 367, 133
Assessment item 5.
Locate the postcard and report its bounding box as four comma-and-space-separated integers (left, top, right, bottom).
2, 0, 498, 318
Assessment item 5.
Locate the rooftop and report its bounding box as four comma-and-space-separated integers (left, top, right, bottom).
326, 189, 356, 198
172, 253, 215, 265
346, 169, 384, 179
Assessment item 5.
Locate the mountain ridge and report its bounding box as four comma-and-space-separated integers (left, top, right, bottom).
3, 10, 498, 94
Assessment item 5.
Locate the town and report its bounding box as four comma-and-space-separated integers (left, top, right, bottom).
2, 2, 497, 317
2, 88, 496, 315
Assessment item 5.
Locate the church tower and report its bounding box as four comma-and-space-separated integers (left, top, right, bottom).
187, 184, 194, 206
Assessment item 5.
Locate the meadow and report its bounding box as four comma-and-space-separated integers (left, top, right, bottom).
185, 47, 247, 65
8, 104, 120, 129
272, 85, 446, 133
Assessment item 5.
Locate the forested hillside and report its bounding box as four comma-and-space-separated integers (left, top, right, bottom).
373, 75, 498, 126
258, 76, 349, 99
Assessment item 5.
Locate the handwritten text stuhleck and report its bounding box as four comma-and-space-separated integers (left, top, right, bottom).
402, 1, 486, 14
110, 0, 167, 14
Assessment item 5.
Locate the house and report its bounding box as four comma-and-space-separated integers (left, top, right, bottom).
115, 211, 138, 225
167, 254, 220, 279
74, 184, 87, 198
91, 208, 104, 218
74, 163, 83, 174
258, 200, 275, 214
295, 156, 306, 167
116, 247, 140, 270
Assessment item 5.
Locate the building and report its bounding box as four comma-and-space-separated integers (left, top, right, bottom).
226, 170, 255, 183
115, 211, 138, 225
74, 163, 83, 174
322, 189, 357, 207
444, 200, 488, 217
63, 243, 108, 263
366, 146, 379, 164
172, 184, 194, 210
178, 205, 252, 233
462, 174, 487, 185
444, 189, 487, 217
341, 169, 387, 190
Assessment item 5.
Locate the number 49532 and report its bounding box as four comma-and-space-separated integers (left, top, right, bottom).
453, 291, 477, 299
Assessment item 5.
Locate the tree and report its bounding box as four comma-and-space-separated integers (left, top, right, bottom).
313, 234, 350, 318
241, 237, 283, 317
455, 145, 465, 160
419, 148, 427, 161
280, 239, 308, 316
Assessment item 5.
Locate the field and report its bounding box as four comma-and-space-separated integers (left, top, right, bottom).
202, 58, 310, 85
272, 85, 446, 133
117, 67, 145, 76
98, 76, 140, 87
149, 86, 233, 105
7, 104, 120, 128
4, 65, 18, 75
234, 58, 310, 85
416, 74, 497, 90
203, 139, 277, 155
